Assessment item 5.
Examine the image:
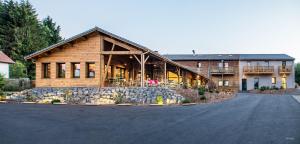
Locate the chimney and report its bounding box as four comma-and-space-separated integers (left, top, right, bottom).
192, 50, 196, 56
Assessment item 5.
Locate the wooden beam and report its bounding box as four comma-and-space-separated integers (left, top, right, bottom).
102, 51, 142, 55
104, 44, 115, 80
133, 55, 141, 64
144, 55, 150, 63
103, 37, 141, 52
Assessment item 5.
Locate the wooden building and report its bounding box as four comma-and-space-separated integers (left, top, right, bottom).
165, 54, 295, 91
25, 27, 208, 88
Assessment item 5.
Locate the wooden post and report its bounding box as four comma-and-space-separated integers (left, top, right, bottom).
104, 44, 115, 80
176, 67, 180, 85
100, 37, 105, 87
164, 62, 167, 85
141, 54, 144, 87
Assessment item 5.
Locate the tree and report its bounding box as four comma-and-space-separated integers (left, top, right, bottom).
9, 60, 27, 78
0, 73, 5, 96
0, 0, 62, 79
295, 63, 300, 85
42, 16, 62, 45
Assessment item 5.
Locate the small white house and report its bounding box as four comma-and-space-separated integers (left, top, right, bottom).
0, 51, 15, 78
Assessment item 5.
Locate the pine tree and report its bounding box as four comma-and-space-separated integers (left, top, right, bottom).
0, 0, 63, 79
42, 16, 62, 45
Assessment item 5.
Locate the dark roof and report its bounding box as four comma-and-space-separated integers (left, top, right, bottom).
165, 54, 294, 61
239, 54, 294, 60
24, 26, 208, 79
164, 54, 240, 60
0, 51, 15, 64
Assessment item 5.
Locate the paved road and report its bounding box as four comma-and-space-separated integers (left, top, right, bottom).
0, 94, 299, 144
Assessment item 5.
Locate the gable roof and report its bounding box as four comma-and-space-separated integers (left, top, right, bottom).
24, 26, 208, 79
165, 54, 294, 61
0, 51, 15, 64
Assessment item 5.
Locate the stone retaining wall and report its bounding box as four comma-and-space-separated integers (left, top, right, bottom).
6, 87, 184, 105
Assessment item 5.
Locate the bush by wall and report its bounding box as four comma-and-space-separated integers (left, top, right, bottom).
3, 78, 31, 92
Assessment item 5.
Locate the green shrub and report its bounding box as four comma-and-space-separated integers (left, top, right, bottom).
200, 95, 206, 101
260, 86, 270, 91
51, 99, 61, 104
156, 95, 163, 105
0, 95, 6, 101
198, 87, 205, 95
0, 74, 5, 95
9, 61, 27, 78
114, 93, 123, 104
3, 84, 21, 92
271, 86, 279, 90
181, 98, 191, 104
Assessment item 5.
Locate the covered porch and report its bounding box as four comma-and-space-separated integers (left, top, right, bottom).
100, 39, 207, 88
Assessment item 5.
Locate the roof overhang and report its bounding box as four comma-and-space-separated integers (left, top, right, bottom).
24, 27, 209, 80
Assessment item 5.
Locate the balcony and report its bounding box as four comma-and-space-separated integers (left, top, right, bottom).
243, 66, 274, 75
210, 67, 235, 75
279, 66, 292, 75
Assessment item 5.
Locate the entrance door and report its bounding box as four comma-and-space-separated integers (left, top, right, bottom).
281, 77, 287, 89
242, 79, 247, 91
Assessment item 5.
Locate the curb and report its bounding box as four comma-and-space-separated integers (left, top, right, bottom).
117, 103, 133, 106
182, 103, 197, 106
0, 101, 7, 104
83, 103, 99, 106
149, 104, 164, 106
52, 102, 67, 105
292, 95, 300, 104
21, 102, 36, 104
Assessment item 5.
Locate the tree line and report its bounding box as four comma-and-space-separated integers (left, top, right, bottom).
0, 0, 62, 79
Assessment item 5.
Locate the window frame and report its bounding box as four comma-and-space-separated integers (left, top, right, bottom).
86, 62, 96, 78
218, 80, 223, 86
71, 62, 81, 78
56, 63, 66, 78
223, 80, 229, 86
272, 77, 276, 84
197, 62, 201, 68
42, 63, 51, 79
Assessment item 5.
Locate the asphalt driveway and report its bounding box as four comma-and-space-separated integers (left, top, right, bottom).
0, 94, 299, 144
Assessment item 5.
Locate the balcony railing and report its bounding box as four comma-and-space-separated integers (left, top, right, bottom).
243, 66, 274, 74
210, 67, 235, 75
279, 66, 292, 74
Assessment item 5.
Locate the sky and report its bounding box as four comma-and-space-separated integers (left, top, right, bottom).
28, 0, 300, 62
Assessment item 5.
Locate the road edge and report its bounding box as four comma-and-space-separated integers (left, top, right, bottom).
292, 95, 300, 104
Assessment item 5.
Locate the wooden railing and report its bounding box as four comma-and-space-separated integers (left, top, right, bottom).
243, 66, 274, 74
210, 67, 235, 75
279, 66, 292, 74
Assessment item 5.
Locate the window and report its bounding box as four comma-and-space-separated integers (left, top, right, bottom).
197, 62, 201, 68
254, 78, 259, 89
72, 63, 80, 78
224, 62, 229, 70
42, 63, 50, 78
218, 62, 223, 68
224, 80, 229, 86
116, 67, 125, 79
282, 61, 286, 68
272, 77, 276, 84
265, 61, 270, 67
247, 61, 251, 67
218, 80, 223, 86
57, 63, 66, 78
86, 62, 95, 78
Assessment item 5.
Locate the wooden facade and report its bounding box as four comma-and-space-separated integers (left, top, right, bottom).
174, 60, 240, 91
25, 27, 208, 88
